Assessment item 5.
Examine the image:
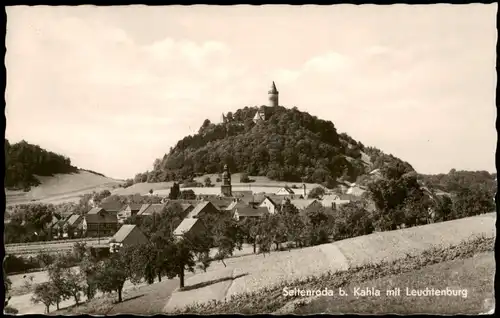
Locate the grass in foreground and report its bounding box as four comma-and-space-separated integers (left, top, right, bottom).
175, 235, 494, 314
293, 251, 494, 315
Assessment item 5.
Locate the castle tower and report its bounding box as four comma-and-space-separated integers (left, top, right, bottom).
268, 81, 279, 107
221, 164, 232, 197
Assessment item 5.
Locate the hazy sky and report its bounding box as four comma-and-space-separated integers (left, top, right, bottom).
5, 4, 497, 180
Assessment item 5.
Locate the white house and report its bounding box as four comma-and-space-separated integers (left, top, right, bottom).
275, 186, 295, 196
259, 196, 279, 214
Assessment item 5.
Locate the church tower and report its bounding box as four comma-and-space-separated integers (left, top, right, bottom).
220, 164, 232, 197
268, 81, 279, 107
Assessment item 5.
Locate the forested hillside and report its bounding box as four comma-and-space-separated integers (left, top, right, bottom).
5, 139, 78, 190
133, 105, 415, 188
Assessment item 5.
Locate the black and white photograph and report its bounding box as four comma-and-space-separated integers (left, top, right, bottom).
3, 4, 497, 315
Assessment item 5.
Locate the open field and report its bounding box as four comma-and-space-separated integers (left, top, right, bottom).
6, 170, 123, 206
6, 170, 326, 206
293, 252, 495, 315
113, 173, 324, 196
163, 213, 496, 312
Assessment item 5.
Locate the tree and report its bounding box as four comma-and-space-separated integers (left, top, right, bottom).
240, 217, 261, 254
453, 186, 495, 219
47, 258, 73, 309
213, 216, 244, 267
169, 182, 180, 200
306, 208, 332, 245
401, 194, 431, 227
240, 173, 251, 183
368, 168, 422, 230
73, 242, 87, 262
79, 254, 100, 301
95, 252, 131, 303
307, 186, 326, 199
164, 231, 212, 289
432, 195, 453, 222
204, 177, 213, 187
179, 189, 197, 200
333, 201, 375, 240
31, 282, 59, 313
280, 200, 306, 248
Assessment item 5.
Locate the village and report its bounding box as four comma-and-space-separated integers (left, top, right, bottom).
17, 163, 357, 255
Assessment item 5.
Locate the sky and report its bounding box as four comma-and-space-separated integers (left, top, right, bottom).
5, 4, 498, 180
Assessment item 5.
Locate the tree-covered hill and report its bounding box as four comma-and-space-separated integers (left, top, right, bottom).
134, 105, 415, 189
5, 139, 78, 190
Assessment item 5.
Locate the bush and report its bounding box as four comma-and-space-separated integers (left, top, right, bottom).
240, 173, 251, 183
4, 306, 19, 314
4, 255, 40, 274
182, 181, 203, 188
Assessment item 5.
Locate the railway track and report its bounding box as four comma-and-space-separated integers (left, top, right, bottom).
6, 238, 112, 256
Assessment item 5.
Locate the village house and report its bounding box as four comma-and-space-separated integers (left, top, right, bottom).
224, 199, 248, 212
187, 201, 221, 218
117, 203, 143, 223
320, 198, 351, 209
165, 199, 200, 206
202, 196, 234, 210
51, 214, 72, 238
259, 196, 280, 214
163, 200, 196, 215
275, 186, 295, 196
109, 224, 148, 253
84, 207, 119, 237
136, 203, 166, 218
100, 200, 125, 215
232, 190, 254, 198
233, 206, 269, 221
62, 214, 85, 238
286, 199, 324, 215
173, 218, 207, 240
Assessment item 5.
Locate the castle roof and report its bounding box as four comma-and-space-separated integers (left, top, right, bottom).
268, 81, 278, 94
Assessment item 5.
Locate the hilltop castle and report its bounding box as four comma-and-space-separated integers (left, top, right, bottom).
222, 81, 279, 124
252, 81, 279, 124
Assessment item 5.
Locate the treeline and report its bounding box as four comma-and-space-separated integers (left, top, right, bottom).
131, 106, 408, 188
5, 139, 77, 190
418, 169, 497, 196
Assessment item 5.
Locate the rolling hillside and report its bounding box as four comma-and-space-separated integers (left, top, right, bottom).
5, 170, 124, 206
113, 172, 326, 196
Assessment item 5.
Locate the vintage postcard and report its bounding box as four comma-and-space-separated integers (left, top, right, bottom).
4, 4, 496, 315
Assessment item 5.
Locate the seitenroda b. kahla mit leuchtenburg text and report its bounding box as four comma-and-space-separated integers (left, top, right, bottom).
282, 286, 468, 298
